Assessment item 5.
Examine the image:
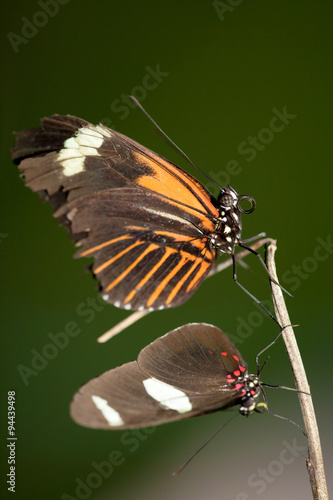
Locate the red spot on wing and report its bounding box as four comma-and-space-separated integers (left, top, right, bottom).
239, 365, 246, 372
226, 378, 236, 383
221, 352, 227, 356
233, 370, 241, 377
235, 383, 244, 390
232, 355, 239, 361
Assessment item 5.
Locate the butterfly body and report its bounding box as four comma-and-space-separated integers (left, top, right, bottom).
12, 115, 254, 311
70, 323, 263, 429
208, 189, 242, 254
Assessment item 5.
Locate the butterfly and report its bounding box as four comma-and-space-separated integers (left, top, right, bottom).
70, 323, 266, 429
12, 112, 258, 312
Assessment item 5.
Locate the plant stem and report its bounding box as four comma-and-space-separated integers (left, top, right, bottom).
267, 241, 328, 500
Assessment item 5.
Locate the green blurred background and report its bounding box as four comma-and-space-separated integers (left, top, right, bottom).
1, 1, 332, 499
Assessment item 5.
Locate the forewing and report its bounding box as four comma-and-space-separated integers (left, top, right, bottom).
12, 115, 219, 309
70, 361, 236, 430
12, 114, 219, 229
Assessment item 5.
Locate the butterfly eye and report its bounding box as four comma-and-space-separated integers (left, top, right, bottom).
218, 192, 235, 207
237, 195, 256, 214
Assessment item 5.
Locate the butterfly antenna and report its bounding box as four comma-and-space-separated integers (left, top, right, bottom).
257, 355, 270, 376
255, 330, 283, 372
172, 413, 239, 476
130, 96, 221, 192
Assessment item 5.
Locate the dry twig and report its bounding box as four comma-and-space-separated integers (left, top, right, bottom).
267, 241, 328, 500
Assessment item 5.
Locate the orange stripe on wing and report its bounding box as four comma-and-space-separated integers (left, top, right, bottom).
154, 231, 212, 255
199, 217, 216, 233
105, 243, 158, 292
133, 151, 219, 219
185, 258, 211, 292
146, 252, 191, 308
125, 225, 147, 231
80, 234, 132, 257
154, 231, 193, 242
95, 240, 144, 274
124, 246, 177, 304
166, 256, 203, 305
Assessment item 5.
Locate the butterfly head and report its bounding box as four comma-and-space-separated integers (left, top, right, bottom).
218, 186, 256, 215
238, 374, 263, 416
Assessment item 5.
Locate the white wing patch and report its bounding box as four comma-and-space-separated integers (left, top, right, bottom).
58, 125, 107, 176
143, 378, 192, 413
91, 395, 124, 426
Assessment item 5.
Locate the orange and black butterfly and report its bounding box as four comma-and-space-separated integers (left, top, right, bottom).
11, 112, 259, 312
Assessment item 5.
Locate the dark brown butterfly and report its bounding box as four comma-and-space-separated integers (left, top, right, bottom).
11, 114, 257, 312
70, 323, 266, 429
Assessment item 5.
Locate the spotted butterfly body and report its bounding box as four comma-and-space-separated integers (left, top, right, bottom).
12, 114, 252, 311
70, 323, 263, 429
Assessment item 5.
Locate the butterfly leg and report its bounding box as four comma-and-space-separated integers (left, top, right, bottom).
238, 243, 292, 297
255, 329, 284, 372
240, 232, 266, 243
232, 254, 280, 326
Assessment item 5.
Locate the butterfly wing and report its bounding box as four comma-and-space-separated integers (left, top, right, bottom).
70, 323, 249, 429
138, 323, 248, 392
12, 115, 219, 310
70, 361, 228, 429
